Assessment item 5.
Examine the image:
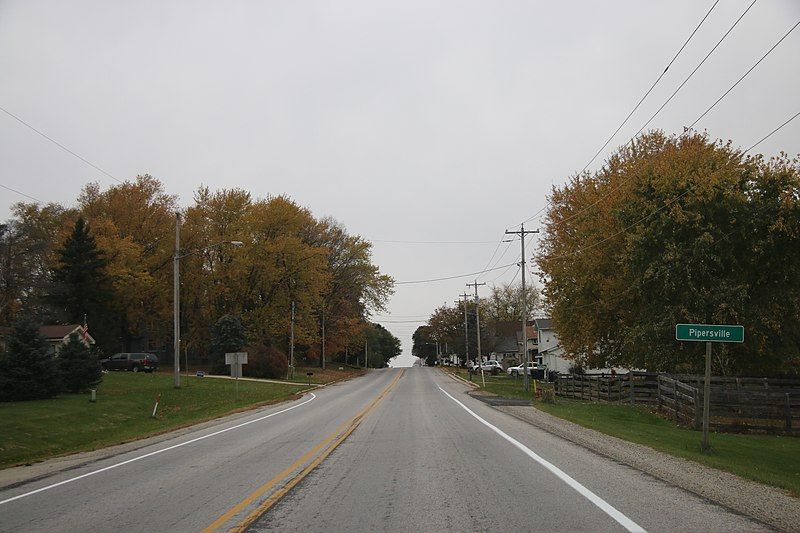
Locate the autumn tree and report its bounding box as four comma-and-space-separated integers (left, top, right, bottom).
78, 175, 177, 352
0, 202, 71, 324
539, 131, 800, 375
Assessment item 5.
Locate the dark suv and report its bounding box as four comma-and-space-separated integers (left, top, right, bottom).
101, 353, 159, 373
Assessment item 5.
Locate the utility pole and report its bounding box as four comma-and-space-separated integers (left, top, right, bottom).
460, 293, 470, 367
173, 212, 181, 389
288, 300, 295, 379
506, 224, 539, 392
320, 308, 326, 370
466, 279, 486, 387
364, 338, 368, 369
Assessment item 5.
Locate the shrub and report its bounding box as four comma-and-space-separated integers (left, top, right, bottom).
0, 320, 61, 401
58, 333, 102, 393
246, 344, 288, 379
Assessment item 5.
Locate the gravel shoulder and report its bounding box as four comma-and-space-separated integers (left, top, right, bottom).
499, 403, 800, 532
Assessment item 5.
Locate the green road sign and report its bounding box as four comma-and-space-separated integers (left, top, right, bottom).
675, 324, 744, 343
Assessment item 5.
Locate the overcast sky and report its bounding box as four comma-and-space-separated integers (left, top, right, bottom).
1, 1, 798, 366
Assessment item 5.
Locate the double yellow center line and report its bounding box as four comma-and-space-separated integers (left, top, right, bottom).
204, 369, 405, 532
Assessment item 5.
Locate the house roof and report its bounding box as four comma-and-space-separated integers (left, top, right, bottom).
490, 320, 537, 354
535, 318, 554, 331
39, 325, 84, 339
0, 324, 95, 344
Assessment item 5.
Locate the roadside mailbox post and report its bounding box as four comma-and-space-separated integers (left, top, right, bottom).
225, 352, 248, 402
675, 324, 744, 451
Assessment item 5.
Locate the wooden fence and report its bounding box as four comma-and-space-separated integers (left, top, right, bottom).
555, 373, 800, 435
554, 372, 658, 404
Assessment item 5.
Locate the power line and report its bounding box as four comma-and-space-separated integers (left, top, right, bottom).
689, 18, 800, 129
0, 105, 123, 184
520, 1, 726, 228
746, 110, 800, 153
0, 183, 44, 203
374, 319, 428, 323
519, 0, 761, 235
371, 239, 498, 245
633, 0, 758, 138
394, 262, 516, 285
580, 0, 721, 174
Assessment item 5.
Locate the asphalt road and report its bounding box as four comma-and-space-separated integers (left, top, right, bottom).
0, 367, 766, 532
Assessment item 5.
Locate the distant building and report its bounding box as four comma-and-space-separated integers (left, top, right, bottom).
0, 324, 95, 356
534, 318, 571, 373
488, 320, 537, 365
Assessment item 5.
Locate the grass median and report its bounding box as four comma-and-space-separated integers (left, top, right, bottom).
445, 366, 800, 495
0, 371, 309, 469
287, 365, 366, 385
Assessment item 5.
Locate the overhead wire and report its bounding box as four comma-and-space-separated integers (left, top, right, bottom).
519, 0, 757, 230
371, 239, 498, 245
745, 110, 800, 153
0, 105, 123, 184
688, 18, 800, 129
633, 0, 759, 138
519, 1, 725, 228
394, 262, 517, 285
580, 0, 721, 174
0, 183, 45, 203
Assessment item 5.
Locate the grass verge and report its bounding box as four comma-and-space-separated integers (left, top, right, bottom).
0, 371, 308, 469
287, 365, 365, 385
446, 366, 800, 495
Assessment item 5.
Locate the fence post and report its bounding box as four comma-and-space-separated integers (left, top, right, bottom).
786, 393, 792, 432
630, 373, 635, 405
675, 381, 680, 423
617, 375, 621, 404
693, 387, 702, 430
657, 375, 662, 411
596, 376, 601, 401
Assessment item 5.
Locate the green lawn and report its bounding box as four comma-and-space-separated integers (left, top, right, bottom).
286, 365, 365, 385
0, 371, 308, 469
447, 367, 800, 495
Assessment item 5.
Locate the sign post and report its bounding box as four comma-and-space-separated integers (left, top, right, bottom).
225, 352, 248, 402
675, 324, 744, 451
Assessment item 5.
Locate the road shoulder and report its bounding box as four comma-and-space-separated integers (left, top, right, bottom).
0, 391, 316, 491
498, 404, 800, 532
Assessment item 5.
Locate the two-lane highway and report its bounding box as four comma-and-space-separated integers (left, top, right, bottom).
0, 367, 765, 532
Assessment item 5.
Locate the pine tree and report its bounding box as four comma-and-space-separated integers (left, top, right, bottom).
58, 332, 102, 393
49, 218, 117, 350
0, 319, 61, 401
50, 218, 110, 320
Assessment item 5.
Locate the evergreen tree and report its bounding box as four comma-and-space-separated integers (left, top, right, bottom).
0, 319, 61, 401
210, 314, 247, 374
58, 332, 102, 393
49, 217, 117, 350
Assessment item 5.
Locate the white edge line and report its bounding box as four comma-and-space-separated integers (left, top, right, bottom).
0, 392, 317, 506
437, 386, 646, 533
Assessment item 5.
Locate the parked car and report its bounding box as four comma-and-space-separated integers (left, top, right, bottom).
507, 361, 536, 377
472, 360, 503, 375
101, 353, 159, 373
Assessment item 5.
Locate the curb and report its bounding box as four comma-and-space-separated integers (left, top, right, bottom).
440, 368, 480, 389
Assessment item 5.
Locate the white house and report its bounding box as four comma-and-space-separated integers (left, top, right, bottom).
534, 318, 572, 373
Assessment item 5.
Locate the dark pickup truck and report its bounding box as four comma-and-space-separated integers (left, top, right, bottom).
100, 353, 159, 373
